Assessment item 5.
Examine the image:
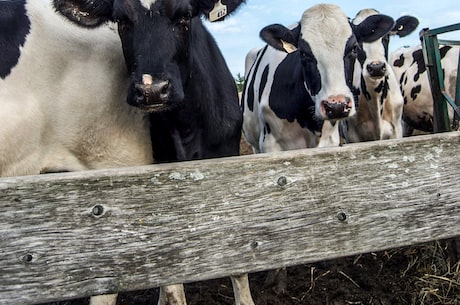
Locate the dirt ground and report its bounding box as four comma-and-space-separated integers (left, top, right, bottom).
39, 139, 459, 305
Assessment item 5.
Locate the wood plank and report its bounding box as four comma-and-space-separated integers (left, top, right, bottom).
0, 132, 459, 305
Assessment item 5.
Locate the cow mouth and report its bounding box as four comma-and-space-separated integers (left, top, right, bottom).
322, 100, 353, 119
137, 101, 170, 113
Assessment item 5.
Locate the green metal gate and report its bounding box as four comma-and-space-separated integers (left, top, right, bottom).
420, 23, 460, 132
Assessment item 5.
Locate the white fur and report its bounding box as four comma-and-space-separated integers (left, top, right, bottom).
140, 0, 158, 10
300, 4, 357, 120
0, 1, 153, 177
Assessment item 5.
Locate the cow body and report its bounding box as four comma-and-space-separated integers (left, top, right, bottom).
0, 0, 153, 177
390, 44, 459, 135
341, 9, 419, 143
52, 1, 250, 305
240, 3, 394, 295
242, 4, 395, 153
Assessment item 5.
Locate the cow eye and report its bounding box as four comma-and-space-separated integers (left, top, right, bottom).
299, 50, 314, 62
176, 12, 191, 32
347, 44, 359, 58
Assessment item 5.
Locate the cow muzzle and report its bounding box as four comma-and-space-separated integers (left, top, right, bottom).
133, 74, 171, 111
366, 61, 387, 78
321, 95, 354, 120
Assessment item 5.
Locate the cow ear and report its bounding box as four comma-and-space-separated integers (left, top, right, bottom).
198, 0, 245, 22
260, 24, 299, 53
354, 14, 395, 43
392, 16, 419, 37
53, 0, 113, 28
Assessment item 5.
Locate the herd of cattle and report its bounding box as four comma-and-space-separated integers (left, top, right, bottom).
0, 0, 458, 305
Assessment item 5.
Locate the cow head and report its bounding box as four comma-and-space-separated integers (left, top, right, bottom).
353, 9, 419, 80
53, 0, 245, 112
259, 4, 394, 121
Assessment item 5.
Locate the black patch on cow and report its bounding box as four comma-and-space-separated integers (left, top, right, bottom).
265, 123, 271, 134
242, 49, 265, 115
439, 45, 452, 59
393, 53, 405, 68
411, 48, 426, 82
375, 80, 384, 93
0, 0, 30, 79
403, 111, 433, 132
243, 46, 268, 112
361, 76, 371, 101
410, 85, 422, 101
375, 76, 389, 105
268, 52, 322, 133
259, 65, 269, 102
298, 40, 321, 96
53, 0, 112, 28
344, 35, 362, 108
412, 45, 451, 83
400, 71, 407, 86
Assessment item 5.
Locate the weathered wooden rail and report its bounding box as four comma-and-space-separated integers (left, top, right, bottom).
1, 132, 459, 305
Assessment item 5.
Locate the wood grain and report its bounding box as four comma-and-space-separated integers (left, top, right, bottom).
0, 132, 459, 305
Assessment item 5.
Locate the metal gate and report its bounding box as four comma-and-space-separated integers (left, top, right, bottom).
420, 23, 460, 132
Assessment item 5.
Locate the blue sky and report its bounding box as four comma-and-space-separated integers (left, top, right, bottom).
203, 1, 460, 77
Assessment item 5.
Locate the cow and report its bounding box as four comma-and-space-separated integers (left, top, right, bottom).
340, 9, 419, 142
241, 4, 395, 154
1, 0, 252, 305
54, 0, 245, 163
390, 44, 459, 135
0, 0, 152, 177
240, 3, 394, 294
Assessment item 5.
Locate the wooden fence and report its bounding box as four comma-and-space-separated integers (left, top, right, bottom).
0, 132, 459, 305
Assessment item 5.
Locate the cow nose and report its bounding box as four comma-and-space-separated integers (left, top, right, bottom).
134, 79, 171, 105
366, 61, 386, 77
322, 95, 353, 119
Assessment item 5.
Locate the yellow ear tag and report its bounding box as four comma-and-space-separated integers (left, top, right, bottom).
209, 0, 228, 22
281, 40, 297, 53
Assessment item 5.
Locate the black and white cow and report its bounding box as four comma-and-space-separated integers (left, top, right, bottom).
54, 0, 244, 162
390, 44, 459, 135
0, 0, 152, 176
241, 4, 395, 153
1, 0, 251, 305
340, 9, 419, 142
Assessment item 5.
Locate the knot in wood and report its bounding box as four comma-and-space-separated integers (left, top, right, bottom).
22, 253, 33, 264
277, 176, 287, 186
337, 212, 347, 222
92, 204, 104, 217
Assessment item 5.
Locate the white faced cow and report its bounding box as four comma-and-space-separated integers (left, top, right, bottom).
241, 4, 395, 153
340, 9, 419, 142
390, 44, 459, 135
1, 0, 252, 305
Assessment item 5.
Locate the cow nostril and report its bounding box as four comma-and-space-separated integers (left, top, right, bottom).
134, 85, 145, 100
159, 81, 170, 98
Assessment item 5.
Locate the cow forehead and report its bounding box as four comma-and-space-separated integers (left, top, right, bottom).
300, 4, 352, 53
353, 8, 379, 25
139, 0, 158, 10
